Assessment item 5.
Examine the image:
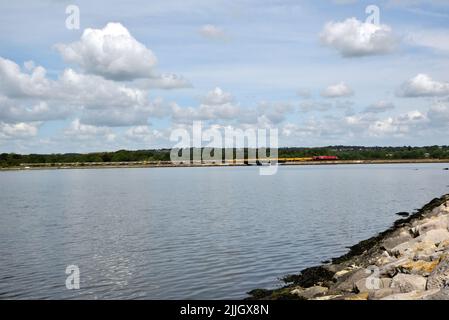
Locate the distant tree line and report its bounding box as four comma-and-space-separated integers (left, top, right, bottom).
1, 145, 449, 167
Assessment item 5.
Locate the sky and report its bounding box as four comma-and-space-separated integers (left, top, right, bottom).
0, 0, 449, 153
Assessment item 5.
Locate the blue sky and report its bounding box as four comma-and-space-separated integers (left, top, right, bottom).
0, 0, 449, 153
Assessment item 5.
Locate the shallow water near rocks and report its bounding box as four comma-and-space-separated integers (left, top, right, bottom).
0, 163, 448, 299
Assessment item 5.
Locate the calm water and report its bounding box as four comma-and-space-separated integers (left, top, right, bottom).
0, 164, 448, 299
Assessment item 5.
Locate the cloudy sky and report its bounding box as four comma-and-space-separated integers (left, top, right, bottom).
0, 0, 449, 153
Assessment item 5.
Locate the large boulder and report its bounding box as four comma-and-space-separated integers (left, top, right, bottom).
423, 289, 449, 300
390, 239, 437, 258
291, 286, 328, 299
399, 260, 439, 276
427, 255, 449, 289
390, 273, 427, 293
331, 269, 368, 293
416, 216, 449, 235
378, 256, 411, 277
381, 289, 440, 300
416, 229, 449, 245
382, 232, 413, 251
369, 288, 401, 300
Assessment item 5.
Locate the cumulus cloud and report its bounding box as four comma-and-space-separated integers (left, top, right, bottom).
56, 68, 148, 109
363, 100, 395, 113
64, 119, 115, 141
256, 101, 294, 124
0, 121, 40, 139
125, 125, 164, 143
341, 110, 429, 138
397, 74, 449, 97
171, 87, 241, 124
368, 111, 428, 136
55, 23, 158, 81
0, 57, 52, 98
171, 102, 240, 123
199, 24, 227, 40
321, 82, 353, 98
201, 87, 234, 105
0, 22, 191, 138
320, 18, 397, 57
0, 98, 70, 123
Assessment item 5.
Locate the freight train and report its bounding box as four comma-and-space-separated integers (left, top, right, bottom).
276, 156, 338, 163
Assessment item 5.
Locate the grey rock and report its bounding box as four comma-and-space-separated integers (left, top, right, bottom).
369, 288, 401, 300
391, 273, 427, 293
422, 288, 449, 300
416, 229, 449, 246
382, 233, 413, 251
417, 216, 449, 235
381, 289, 440, 300
378, 256, 410, 277
331, 269, 368, 293
291, 286, 328, 299
427, 255, 449, 289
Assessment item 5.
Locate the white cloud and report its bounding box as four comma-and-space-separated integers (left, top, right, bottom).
368, 110, 428, 136
0, 98, 69, 123
341, 110, 429, 138
363, 100, 395, 113
199, 24, 227, 40
64, 119, 115, 141
201, 87, 233, 105
256, 101, 294, 124
55, 22, 158, 81
0, 55, 168, 126
321, 82, 353, 98
397, 74, 449, 97
0, 121, 39, 139
320, 18, 397, 57
0, 57, 52, 98
56, 68, 148, 109
171, 102, 240, 123
125, 125, 164, 143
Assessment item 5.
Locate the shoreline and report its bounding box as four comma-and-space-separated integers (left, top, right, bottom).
247, 194, 449, 300
1, 158, 449, 171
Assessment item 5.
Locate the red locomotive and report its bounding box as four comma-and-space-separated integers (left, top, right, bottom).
313, 156, 338, 161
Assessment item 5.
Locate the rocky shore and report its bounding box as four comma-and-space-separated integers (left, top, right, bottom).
248, 194, 449, 300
